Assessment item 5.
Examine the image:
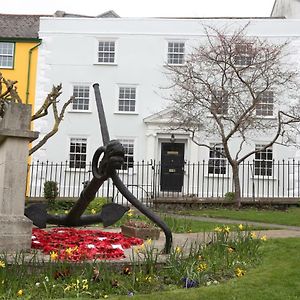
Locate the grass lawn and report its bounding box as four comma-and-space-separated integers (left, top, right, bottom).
107, 238, 300, 300
159, 215, 266, 232
176, 207, 300, 227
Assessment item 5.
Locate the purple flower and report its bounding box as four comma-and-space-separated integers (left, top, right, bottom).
181, 277, 199, 288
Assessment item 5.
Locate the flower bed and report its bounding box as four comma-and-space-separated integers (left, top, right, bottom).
31, 227, 143, 261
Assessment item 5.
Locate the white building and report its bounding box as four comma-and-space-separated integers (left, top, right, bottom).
271, 0, 300, 18
32, 15, 300, 199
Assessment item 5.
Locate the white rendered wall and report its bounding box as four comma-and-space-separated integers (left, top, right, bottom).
34, 17, 300, 164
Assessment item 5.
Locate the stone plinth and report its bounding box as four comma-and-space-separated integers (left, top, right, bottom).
0, 103, 39, 251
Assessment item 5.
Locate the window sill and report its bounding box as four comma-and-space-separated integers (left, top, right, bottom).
114, 111, 138, 115
255, 116, 276, 120
205, 174, 230, 179
68, 110, 92, 114
93, 62, 118, 66
0, 66, 14, 69
251, 176, 277, 180
64, 168, 89, 173
164, 63, 185, 67
118, 169, 136, 175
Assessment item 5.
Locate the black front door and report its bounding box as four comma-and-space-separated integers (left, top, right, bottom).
160, 143, 184, 192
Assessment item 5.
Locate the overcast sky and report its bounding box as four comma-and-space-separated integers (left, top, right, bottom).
1, 0, 275, 18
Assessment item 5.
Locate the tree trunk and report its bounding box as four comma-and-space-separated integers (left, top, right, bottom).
231, 163, 241, 209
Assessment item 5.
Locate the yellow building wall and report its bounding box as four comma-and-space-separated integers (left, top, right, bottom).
1, 41, 39, 107
1, 41, 40, 196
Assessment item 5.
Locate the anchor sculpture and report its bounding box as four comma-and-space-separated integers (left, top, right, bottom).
25, 83, 173, 253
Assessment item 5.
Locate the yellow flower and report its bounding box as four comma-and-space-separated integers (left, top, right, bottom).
146, 238, 152, 245
238, 224, 244, 231
260, 235, 267, 241
235, 267, 246, 277
64, 210, 69, 214
175, 246, 182, 253
127, 209, 134, 217
134, 244, 145, 253
145, 275, 152, 282
17, 289, 24, 296
197, 263, 208, 272
65, 247, 73, 256
50, 251, 58, 261
0, 260, 5, 268
250, 232, 257, 239
91, 209, 96, 214
223, 226, 230, 233
214, 226, 222, 233
103, 294, 108, 298
82, 279, 89, 290
227, 247, 235, 253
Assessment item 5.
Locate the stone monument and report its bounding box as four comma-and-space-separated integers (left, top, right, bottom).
0, 102, 38, 251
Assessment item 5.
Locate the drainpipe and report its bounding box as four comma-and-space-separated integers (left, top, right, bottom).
26, 41, 41, 104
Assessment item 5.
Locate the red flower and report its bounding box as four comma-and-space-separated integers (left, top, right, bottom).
31, 228, 143, 261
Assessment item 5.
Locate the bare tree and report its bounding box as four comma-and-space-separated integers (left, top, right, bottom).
0, 73, 73, 155
166, 24, 300, 207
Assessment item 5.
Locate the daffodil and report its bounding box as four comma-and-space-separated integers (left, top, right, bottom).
197, 262, 208, 272
214, 226, 222, 232
81, 279, 89, 290
145, 238, 152, 245
250, 232, 257, 239
0, 260, 5, 268
227, 247, 235, 253
238, 224, 244, 231
91, 208, 96, 214
50, 251, 58, 261
175, 246, 182, 253
65, 247, 73, 256
235, 267, 246, 277
223, 226, 230, 233
17, 289, 24, 297
260, 235, 267, 241
103, 294, 109, 298
127, 209, 134, 217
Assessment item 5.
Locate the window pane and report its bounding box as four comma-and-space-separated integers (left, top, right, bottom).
98, 41, 115, 63
208, 145, 226, 174
118, 87, 136, 112
0, 42, 14, 68
254, 144, 273, 176
118, 139, 134, 170
256, 91, 274, 116
72, 85, 90, 110
69, 138, 87, 169
167, 42, 185, 65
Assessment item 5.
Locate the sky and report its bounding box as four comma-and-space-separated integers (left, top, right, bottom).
0, 0, 275, 18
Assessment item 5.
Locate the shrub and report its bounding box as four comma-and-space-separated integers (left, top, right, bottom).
224, 192, 235, 202
86, 197, 108, 214
43, 181, 59, 203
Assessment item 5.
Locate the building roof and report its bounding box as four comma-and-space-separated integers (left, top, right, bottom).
53, 10, 120, 18
0, 14, 47, 39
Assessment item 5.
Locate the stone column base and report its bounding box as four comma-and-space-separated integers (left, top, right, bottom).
0, 215, 33, 251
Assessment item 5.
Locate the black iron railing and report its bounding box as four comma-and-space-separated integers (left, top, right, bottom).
27, 159, 300, 204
